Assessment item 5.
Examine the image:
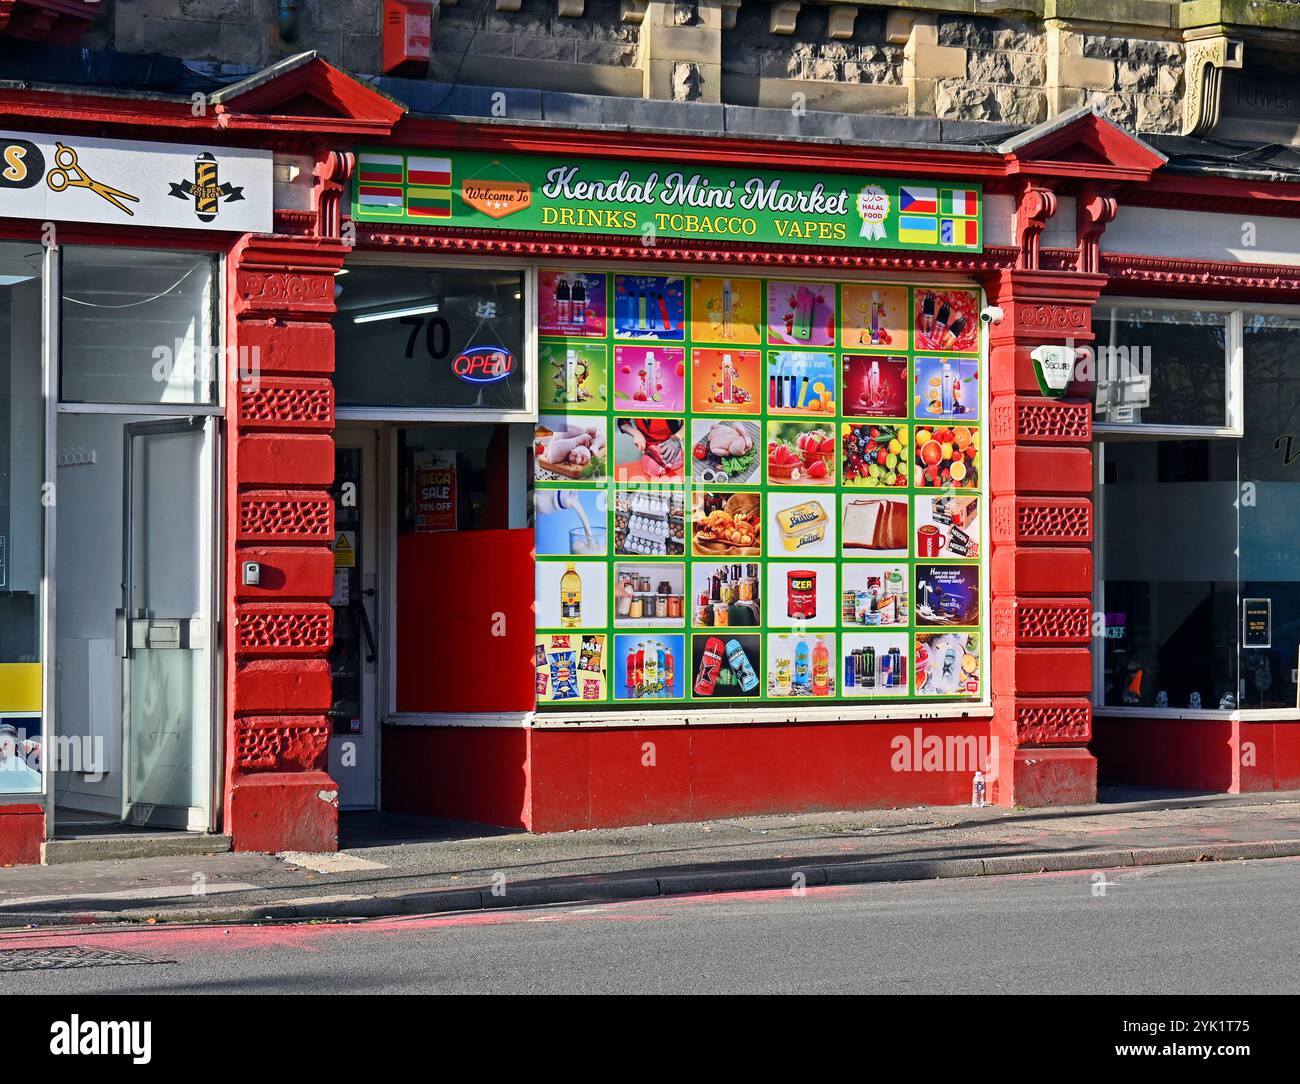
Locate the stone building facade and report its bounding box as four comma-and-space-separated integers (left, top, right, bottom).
63, 0, 1299, 137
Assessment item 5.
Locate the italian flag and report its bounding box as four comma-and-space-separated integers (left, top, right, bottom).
407, 187, 452, 218
407, 156, 453, 188
941, 188, 979, 217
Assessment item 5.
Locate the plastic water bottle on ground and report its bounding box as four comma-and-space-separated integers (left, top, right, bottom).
972, 771, 986, 808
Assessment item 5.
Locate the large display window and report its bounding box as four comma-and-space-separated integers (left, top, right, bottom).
531, 271, 986, 712
1098, 302, 1300, 714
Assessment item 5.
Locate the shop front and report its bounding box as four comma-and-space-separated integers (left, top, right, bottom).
334, 112, 1164, 832
0, 54, 408, 863
0, 128, 271, 854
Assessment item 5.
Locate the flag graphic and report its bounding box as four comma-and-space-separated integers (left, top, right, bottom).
940, 217, 980, 247
899, 186, 938, 215
357, 186, 404, 210
357, 154, 404, 186
941, 188, 979, 216
356, 153, 405, 213
898, 215, 939, 245
407, 187, 453, 218
407, 156, 452, 188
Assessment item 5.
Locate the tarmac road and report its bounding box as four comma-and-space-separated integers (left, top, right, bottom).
0, 856, 1296, 996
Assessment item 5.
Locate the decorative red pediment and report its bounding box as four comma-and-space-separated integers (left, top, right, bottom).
998, 105, 1167, 186
210, 52, 406, 137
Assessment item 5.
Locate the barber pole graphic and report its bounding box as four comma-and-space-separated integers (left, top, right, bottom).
167, 151, 246, 222
194, 154, 219, 220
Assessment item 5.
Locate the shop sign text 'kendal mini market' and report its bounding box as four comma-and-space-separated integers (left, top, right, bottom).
351, 148, 983, 253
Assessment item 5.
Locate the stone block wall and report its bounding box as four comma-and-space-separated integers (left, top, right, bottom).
78, 1, 1255, 136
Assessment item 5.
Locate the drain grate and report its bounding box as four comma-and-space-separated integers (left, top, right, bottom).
0, 946, 171, 972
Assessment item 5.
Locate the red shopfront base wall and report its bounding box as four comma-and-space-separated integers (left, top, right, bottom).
383, 718, 989, 831
1093, 716, 1300, 794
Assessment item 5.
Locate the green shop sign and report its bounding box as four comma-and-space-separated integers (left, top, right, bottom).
352, 148, 983, 253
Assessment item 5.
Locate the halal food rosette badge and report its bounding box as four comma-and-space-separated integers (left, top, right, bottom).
842, 422, 909, 488
914, 424, 979, 488
768, 421, 836, 486
692, 491, 761, 557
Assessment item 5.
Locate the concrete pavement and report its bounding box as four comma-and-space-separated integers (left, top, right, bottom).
2, 786, 1299, 927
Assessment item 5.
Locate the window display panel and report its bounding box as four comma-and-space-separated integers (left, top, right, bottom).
61, 248, 217, 405
0, 242, 44, 792
1093, 305, 1229, 429
533, 272, 985, 712
1239, 315, 1300, 709
1100, 440, 1239, 709
334, 265, 526, 412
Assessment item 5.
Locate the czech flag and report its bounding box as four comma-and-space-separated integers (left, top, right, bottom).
941, 188, 979, 217
898, 215, 939, 245
899, 186, 938, 215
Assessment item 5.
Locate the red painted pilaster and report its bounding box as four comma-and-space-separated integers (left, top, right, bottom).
981, 269, 1106, 806
225, 235, 346, 852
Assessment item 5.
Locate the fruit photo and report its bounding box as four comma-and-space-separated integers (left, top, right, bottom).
914, 424, 979, 488
768, 421, 836, 486
842, 422, 909, 488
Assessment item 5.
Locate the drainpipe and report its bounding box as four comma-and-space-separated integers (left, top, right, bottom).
279, 0, 299, 42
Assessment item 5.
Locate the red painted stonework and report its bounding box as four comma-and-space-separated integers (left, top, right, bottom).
225, 236, 347, 853
234, 546, 336, 601
237, 378, 335, 430
236, 433, 336, 486
227, 771, 339, 854
992, 598, 1092, 645
236, 321, 337, 375
0, 805, 44, 865
990, 445, 1093, 496
992, 546, 1092, 596
980, 267, 1105, 808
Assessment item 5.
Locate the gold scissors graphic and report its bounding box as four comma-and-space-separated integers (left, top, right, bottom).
45, 143, 140, 217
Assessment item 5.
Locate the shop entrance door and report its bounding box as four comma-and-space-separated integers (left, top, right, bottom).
120, 418, 214, 828
329, 427, 381, 809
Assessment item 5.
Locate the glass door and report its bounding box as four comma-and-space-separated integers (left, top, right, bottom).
120, 418, 214, 827
329, 427, 380, 809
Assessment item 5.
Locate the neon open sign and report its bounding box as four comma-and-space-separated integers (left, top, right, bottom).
453, 345, 514, 384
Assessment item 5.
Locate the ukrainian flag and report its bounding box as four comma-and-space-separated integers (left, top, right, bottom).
898, 215, 939, 245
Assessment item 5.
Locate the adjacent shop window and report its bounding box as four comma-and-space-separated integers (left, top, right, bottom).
1099, 306, 1300, 711
333, 265, 527, 412
1238, 314, 1300, 709
1100, 440, 1239, 710
0, 242, 45, 793
61, 247, 218, 405
1093, 304, 1231, 429
531, 273, 986, 710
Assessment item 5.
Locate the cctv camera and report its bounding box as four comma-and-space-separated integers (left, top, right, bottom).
980, 305, 1004, 326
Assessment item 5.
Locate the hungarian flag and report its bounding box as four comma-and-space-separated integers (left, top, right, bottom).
407, 156, 453, 188
899, 186, 938, 215
941, 188, 979, 216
